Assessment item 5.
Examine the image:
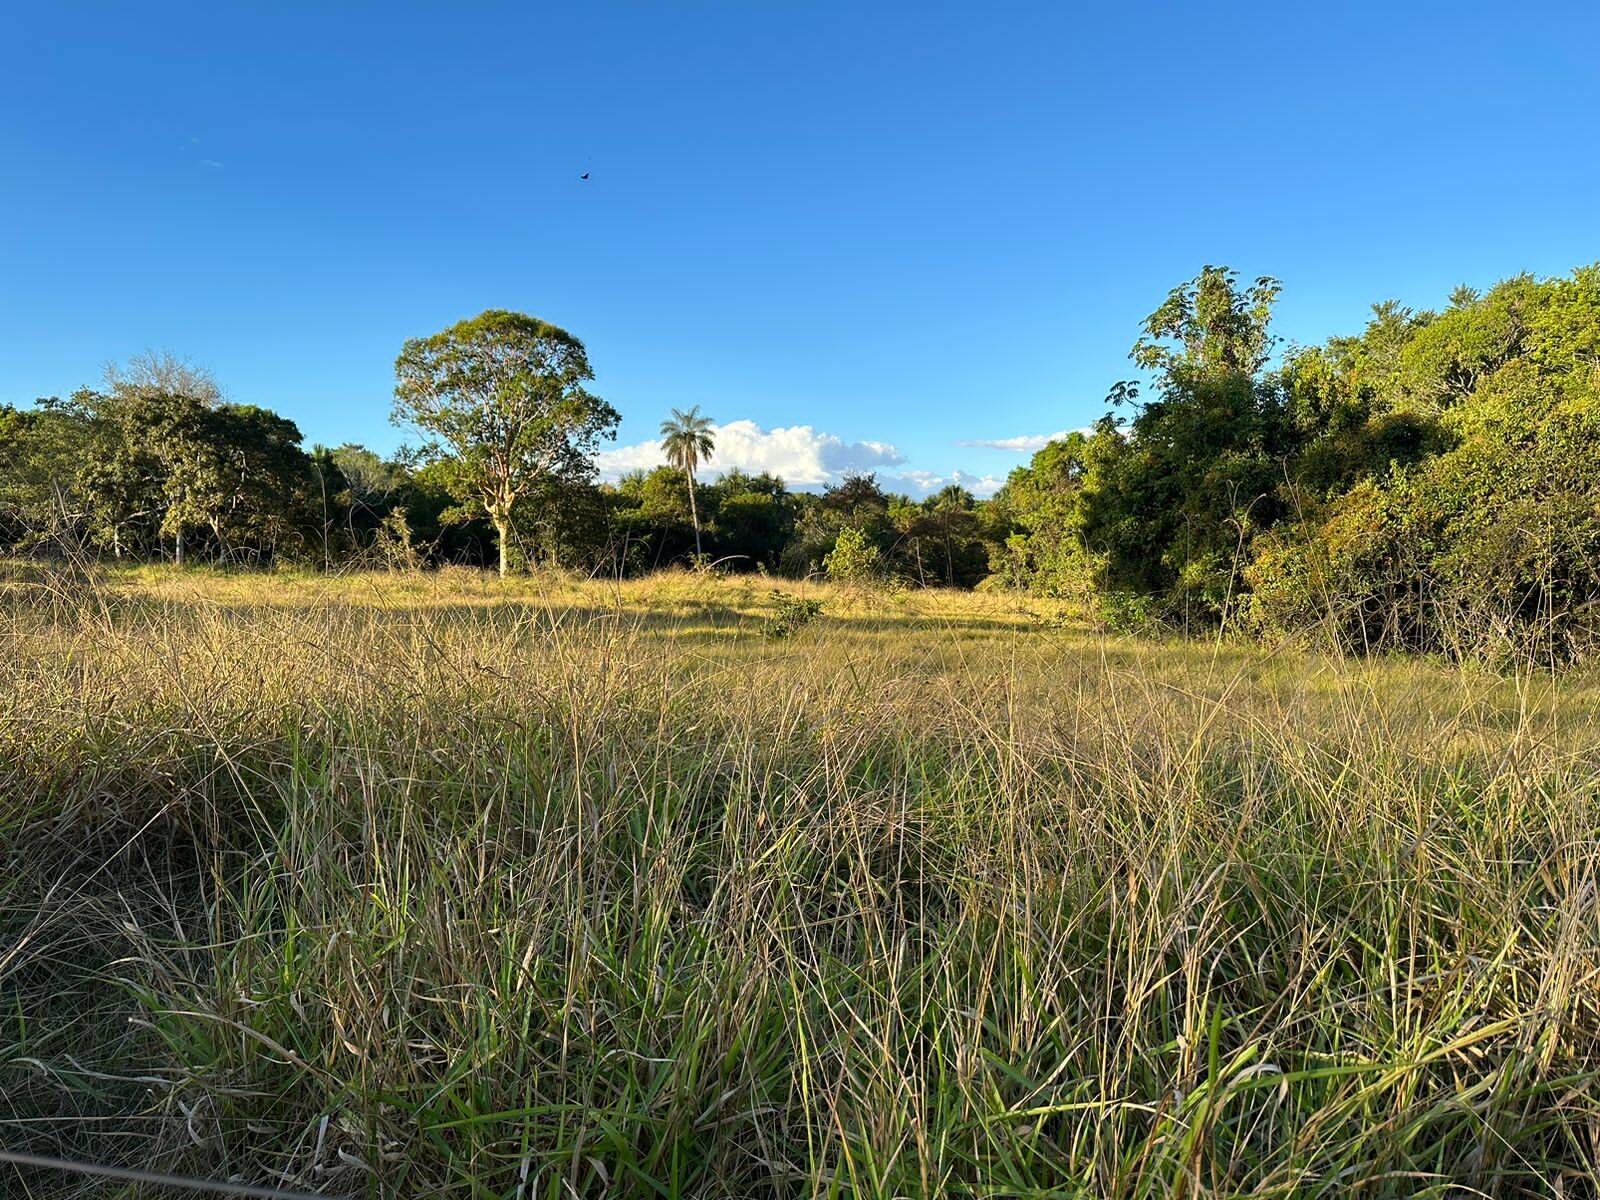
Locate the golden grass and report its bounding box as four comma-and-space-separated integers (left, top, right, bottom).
3, 564, 1599, 1197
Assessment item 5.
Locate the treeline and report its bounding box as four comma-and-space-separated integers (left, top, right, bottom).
6, 265, 1600, 656
0, 351, 998, 583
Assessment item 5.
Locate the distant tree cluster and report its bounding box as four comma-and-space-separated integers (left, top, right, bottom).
607, 464, 1000, 585
0, 320, 1000, 583
1, 353, 325, 566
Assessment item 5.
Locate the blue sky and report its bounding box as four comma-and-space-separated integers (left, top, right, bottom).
4, 1, 1598, 495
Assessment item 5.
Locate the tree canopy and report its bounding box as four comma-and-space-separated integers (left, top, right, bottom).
393, 310, 619, 575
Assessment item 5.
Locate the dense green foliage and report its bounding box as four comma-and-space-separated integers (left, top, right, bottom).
823, 524, 884, 583
6, 273, 1600, 655
0, 324, 994, 587
1, 387, 324, 565
1247, 270, 1600, 656
996, 264, 1600, 654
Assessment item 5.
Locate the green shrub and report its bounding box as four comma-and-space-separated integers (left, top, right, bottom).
761, 590, 824, 638
374, 506, 420, 571
1096, 588, 1162, 635
823, 525, 883, 584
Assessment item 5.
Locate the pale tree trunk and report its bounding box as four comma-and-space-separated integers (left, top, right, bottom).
486, 484, 514, 578
173, 485, 187, 567
494, 516, 510, 577
687, 471, 702, 560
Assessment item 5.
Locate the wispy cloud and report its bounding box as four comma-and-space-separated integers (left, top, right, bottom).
199, 159, 224, 169
958, 428, 1088, 453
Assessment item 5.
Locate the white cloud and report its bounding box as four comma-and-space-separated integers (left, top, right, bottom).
593, 439, 670, 477
597, 419, 1009, 498
890, 469, 1004, 499
596, 419, 904, 487
958, 428, 1088, 453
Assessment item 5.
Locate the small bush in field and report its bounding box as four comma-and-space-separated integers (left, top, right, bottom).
762, 589, 824, 638
1097, 588, 1161, 634
374, 507, 420, 571
823, 526, 883, 584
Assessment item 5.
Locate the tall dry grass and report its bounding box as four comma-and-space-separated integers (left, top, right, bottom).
2, 564, 1599, 1197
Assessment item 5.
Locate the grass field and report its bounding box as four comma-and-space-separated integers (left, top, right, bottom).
3, 565, 1600, 1197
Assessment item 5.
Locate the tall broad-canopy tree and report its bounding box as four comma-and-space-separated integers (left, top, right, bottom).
995, 268, 1289, 618
393, 310, 618, 576
78, 393, 319, 564
77, 353, 229, 563
659, 406, 715, 560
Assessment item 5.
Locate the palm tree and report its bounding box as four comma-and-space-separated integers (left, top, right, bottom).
659, 406, 716, 560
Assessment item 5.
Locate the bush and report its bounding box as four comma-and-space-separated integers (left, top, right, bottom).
1095, 589, 1162, 635
761, 590, 825, 638
823, 526, 883, 584
374, 507, 421, 571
